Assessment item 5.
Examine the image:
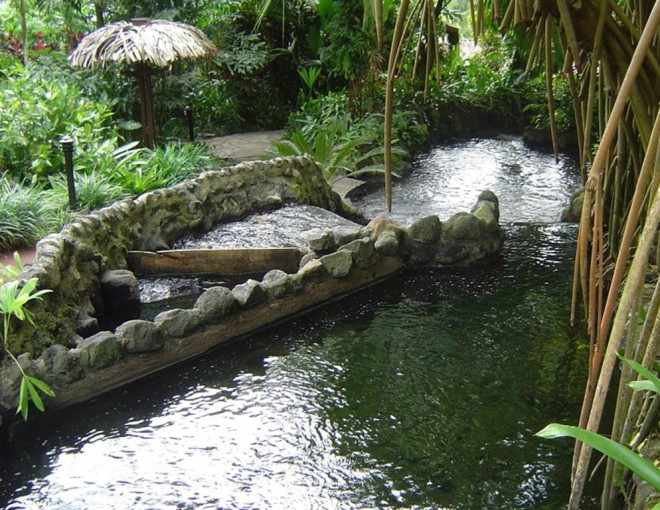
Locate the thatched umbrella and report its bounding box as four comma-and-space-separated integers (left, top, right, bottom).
69, 19, 218, 148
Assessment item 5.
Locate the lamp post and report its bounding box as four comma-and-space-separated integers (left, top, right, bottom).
184, 105, 195, 142
60, 136, 76, 209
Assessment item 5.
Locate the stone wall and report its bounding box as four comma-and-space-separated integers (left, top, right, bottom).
0, 155, 504, 433
6, 156, 350, 357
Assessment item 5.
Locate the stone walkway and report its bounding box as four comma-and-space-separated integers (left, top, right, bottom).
204, 131, 364, 200
204, 131, 284, 164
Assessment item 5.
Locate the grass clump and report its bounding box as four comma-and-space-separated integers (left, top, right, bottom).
0, 177, 66, 253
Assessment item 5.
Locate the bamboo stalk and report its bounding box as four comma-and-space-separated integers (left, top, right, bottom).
570, 172, 660, 510
607, 276, 660, 507
555, 0, 582, 70
525, 19, 544, 72
374, 0, 384, 49
424, 0, 433, 100
602, 282, 644, 508
519, 0, 528, 25
469, 0, 477, 43
514, 0, 522, 27
566, 66, 585, 177
492, 0, 500, 23
412, 9, 425, 79
384, 0, 411, 212
580, 0, 609, 177
395, 1, 422, 77
545, 16, 559, 162
498, 0, 515, 33
569, 6, 660, 505
608, 123, 626, 257
608, 0, 660, 79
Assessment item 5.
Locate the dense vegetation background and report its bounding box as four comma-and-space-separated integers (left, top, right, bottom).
2, 2, 659, 508
0, 0, 556, 252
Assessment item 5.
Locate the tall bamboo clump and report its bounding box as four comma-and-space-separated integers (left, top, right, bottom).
492, 0, 660, 508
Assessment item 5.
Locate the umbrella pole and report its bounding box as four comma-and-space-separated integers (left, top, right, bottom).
135, 68, 156, 148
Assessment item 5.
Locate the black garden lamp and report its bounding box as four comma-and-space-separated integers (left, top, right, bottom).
59, 136, 76, 209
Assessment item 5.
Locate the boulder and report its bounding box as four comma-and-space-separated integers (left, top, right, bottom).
233, 279, 267, 308
77, 331, 124, 369
262, 269, 302, 298
154, 309, 201, 338
374, 231, 400, 257
194, 287, 234, 322
38, 344, 84, 386
320, 250, 353, 278
405, 215, 442, 264
305, 228, 335, 252
339, 238, 376, 268
116, 320, 163, 353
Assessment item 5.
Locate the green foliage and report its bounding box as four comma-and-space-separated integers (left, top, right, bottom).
282, 88, 408, 181
0, 61, 117, 181
317, 0, 375, 83
108, 142, 218, 195
289, 90, 351, 137
269, 129, 358, 181
47, 171, 129, 211
269, 124, 405, 182
618, 353, 660, 395
214, 31, 270, 77
186, 78, 243, 136
537, 355, 660, 494
0, 252, 23, 283
536, 424, 660, 492
142, 142, 219, 187
0, 272, 54, 421
298, 64, 321, 100
0, 177, 65, 252
523, 73, 576, 132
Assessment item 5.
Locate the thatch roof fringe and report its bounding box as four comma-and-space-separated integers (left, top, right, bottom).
69, 19, 218, 69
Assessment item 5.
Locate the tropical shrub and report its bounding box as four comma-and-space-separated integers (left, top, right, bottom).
0, 178, 65, 252
141, 142, 219, 186
185, 77, 243, 136
0, 262, 54, 420
523, 73, 576, 132
46, 172, 129, 212
0, 62, 117, 181
108, 142, 219, 195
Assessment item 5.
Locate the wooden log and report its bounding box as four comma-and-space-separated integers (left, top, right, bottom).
127, 248, 304, 276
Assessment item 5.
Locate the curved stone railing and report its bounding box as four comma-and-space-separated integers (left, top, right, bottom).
0, 155, 504, 436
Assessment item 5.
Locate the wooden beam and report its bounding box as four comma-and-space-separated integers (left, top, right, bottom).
127, 248, 305, 277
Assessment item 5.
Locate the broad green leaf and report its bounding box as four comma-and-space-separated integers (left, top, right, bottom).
629, 380, 656, 392
618, 353, 660, 395
536, 424, 660, 490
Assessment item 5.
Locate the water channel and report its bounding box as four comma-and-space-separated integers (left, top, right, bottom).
0, 136, 600, 509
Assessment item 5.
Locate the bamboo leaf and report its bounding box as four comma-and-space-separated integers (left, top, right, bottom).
536, 424, 660, 491
26, 378, 45, 412
17, 376, 29, 420
27, 375, 55, 398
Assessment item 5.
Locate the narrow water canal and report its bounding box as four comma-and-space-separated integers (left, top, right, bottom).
0, 136, 599, 509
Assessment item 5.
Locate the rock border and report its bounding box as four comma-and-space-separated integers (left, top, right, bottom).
0, 154, 504, 435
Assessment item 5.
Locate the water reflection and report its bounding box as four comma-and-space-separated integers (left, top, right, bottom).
0, 138, 596, 509
357, 136, 581, 224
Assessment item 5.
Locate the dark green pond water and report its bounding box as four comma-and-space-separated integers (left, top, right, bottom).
0, 137, 600, 509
